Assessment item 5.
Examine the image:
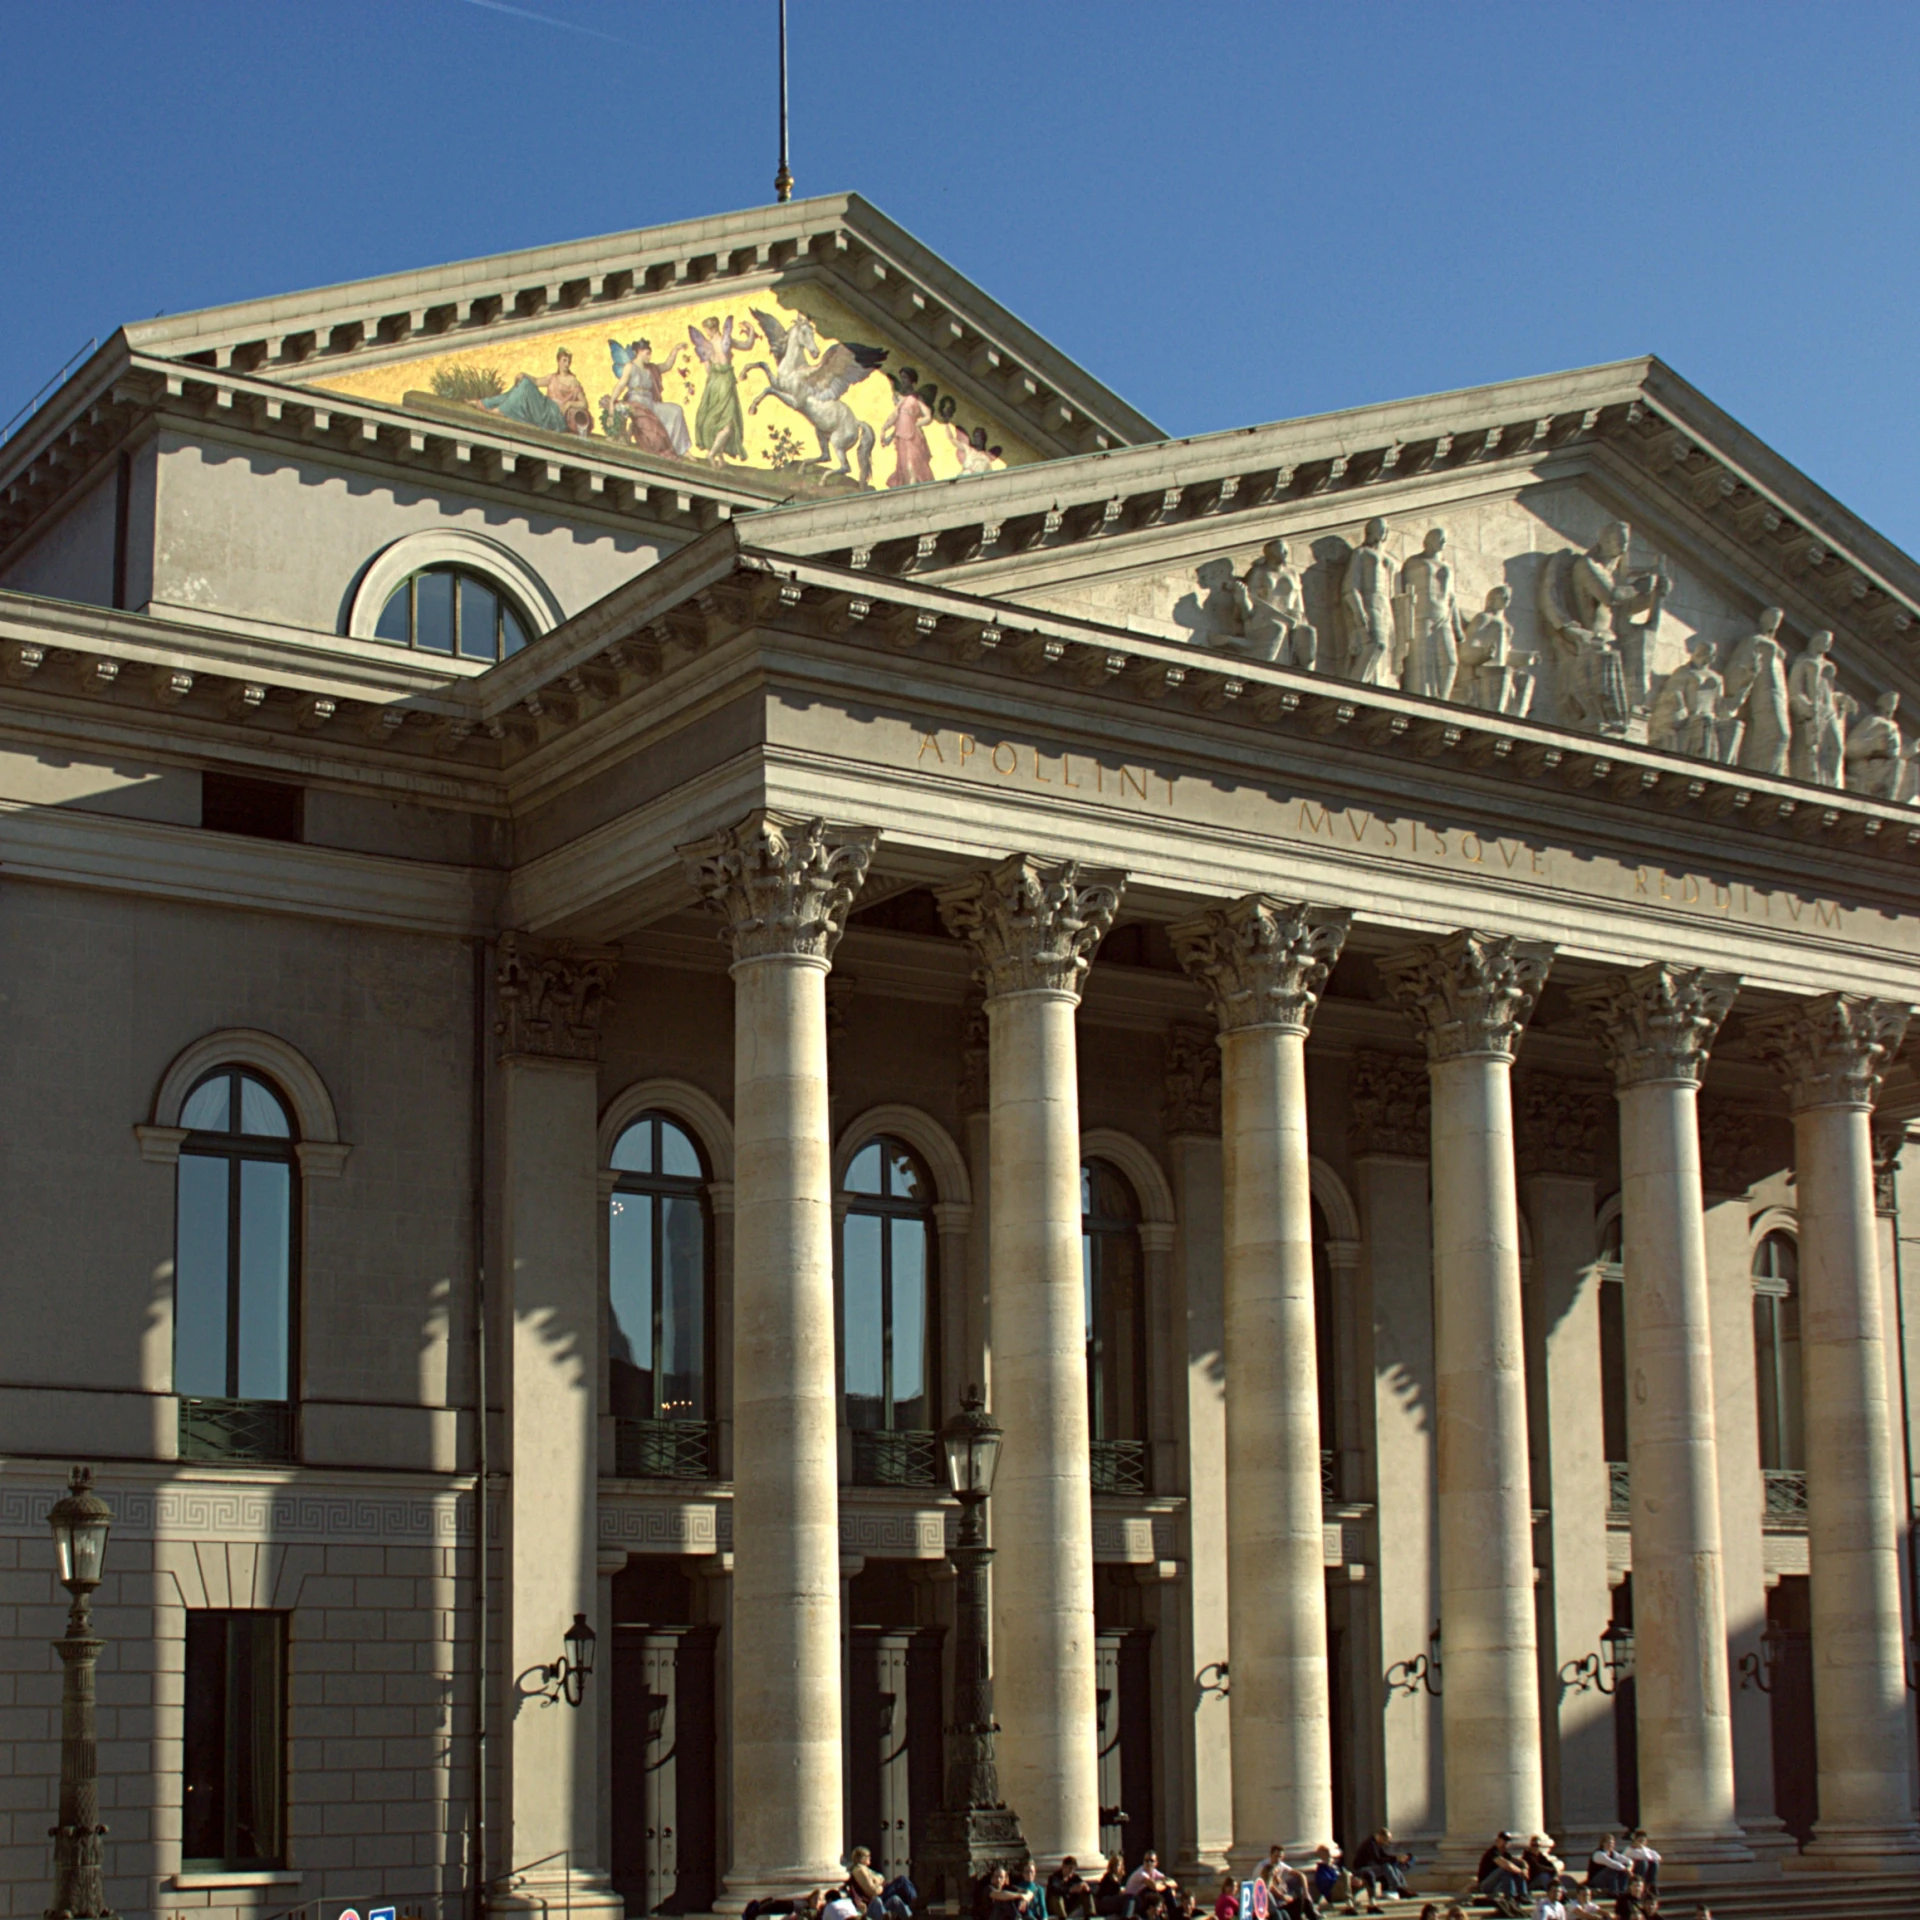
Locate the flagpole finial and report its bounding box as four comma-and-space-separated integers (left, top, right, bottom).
774, 0, 793, 203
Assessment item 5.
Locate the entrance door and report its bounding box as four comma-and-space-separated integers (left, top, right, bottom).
1767, 1576, 1817, 1846
611, 1622, 718, 1914
846, 1623, 945, 1881
1095, 1627, 1154, 1866
1609, 1578, 1639, 1831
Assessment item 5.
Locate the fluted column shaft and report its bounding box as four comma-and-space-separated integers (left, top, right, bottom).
684, 810, 877, 1896
1573, 964, 1747, 1860
1173, 896, 1350, 1859
939, 855, 1122, 1867
1380, 930, 1552, 1857
1753, 993, 1920, 1861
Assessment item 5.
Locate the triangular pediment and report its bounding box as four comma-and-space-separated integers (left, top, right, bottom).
110, 193, 1160, 498
740, 357, 1920, 771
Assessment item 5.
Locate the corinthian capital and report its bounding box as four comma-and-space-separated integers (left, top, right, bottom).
1748, 992, 1913, 1112
1571, 962, 1740, 1090
680, 809, 879, 964
1169, 895, 1352, 1035
1377, 928, 1555, 1063
496, 932, 619, 1061
935, 854, 1124, 1000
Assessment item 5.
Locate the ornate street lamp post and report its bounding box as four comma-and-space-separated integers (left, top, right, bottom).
922, 1388, 1026, 1904
45, 1465, 115, 1920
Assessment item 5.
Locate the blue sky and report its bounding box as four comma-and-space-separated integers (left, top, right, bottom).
5, 1, 1920, 546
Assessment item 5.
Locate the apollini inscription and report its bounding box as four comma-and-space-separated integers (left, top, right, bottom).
905, 722, 1876, 941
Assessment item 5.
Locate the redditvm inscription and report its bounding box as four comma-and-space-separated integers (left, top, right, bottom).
908, 724, 1857, 938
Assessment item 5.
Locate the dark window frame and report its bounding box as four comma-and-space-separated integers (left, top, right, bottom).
1082, 1158, 1149, 1445
840, 1136, 939, 1435
373, 565, 532, 662
1753, 1229, 1803, 1474
608, 1113, 713, 1426
182, 1609, 288, 1871
175, 1067, 300, 1407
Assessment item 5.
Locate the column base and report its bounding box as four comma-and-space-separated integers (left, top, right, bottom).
1650, 1831, 1755, 1877
1792, 1822, 1920, 1870
485, 1865, 626, 1920
918, 1807, 1031, 1907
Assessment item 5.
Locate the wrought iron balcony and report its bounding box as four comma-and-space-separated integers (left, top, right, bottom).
1764, 1467, 1809, 1528
178, 1396, 295, 1464
1321, 1449, 1338, 1504
614, 1417, 714, 1481
1091, 1438, 1149, 1496
850, 1427, 941, 1488
1607, 1459, 1632, 1518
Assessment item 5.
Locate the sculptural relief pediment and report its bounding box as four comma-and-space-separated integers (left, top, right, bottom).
976, 470, 1915, 801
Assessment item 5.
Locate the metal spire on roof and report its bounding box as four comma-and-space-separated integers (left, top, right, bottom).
774, 0, 794, 203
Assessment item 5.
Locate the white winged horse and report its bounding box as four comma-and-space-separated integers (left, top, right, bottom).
743, 309, 889, 485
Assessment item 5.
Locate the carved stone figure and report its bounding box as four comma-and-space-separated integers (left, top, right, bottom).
1844, 691, 1915, 802
1195, 556, 1249, 643
1339, 518, 1397, 686
1243, 538, 1317, 671
1649, 638, 1740, 763
1723, 608, 1792, 777
1453, 584, 1527, 713
1788, 629, 1846, 787
1396, 527, 1466, 701
1538, 520, 1669, 727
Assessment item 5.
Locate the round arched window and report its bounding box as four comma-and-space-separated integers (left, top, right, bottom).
373, 566, 531, 661
1082, 1159, 1147, 1454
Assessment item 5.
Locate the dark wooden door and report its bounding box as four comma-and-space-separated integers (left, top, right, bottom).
1768, 1576, 1817, 1846
611, 1623, 717, 1914
1096, 1627, 1155, 1865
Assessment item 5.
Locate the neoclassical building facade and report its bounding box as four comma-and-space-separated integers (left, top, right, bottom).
3, 194, 1920, 1920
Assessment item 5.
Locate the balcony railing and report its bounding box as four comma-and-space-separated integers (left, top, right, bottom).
850, 1427, 941, 1488
1607, 1459, 1632, 1518
1764, 1467, 1809, 1528
1321, 1449, 1337, 1504
615, 1417, 714, 1481
1091, 1438, 1149, 1496
178, 1397, 295, 1464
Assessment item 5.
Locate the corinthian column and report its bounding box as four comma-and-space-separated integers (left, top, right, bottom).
936, 854, 1123, 1867
682, 809, 879, 1897
1171, 894, 1352, 1861
492, 934, 623, 1920
1377, 929, 1553, 1860
1750, 993, 1920, 1864
1571, 963, 1749, 1863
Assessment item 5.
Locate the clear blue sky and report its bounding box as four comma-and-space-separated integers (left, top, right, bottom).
5, 1, 1920, 545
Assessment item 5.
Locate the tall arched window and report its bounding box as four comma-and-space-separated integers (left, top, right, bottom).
175, 1068, 298, 1462
373, 566, 531, 661
843, 1137, 937, 1486
1083, 1159, 1148, 1494
1753, 1229, 1806, 1523
609, 1113, 711, 1479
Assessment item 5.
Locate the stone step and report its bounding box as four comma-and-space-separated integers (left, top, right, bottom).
1368, 1872, 1920, 1919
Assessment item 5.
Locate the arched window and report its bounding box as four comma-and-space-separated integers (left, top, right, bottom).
1753, 1231, 1805, 1521
175, 1068, 298, 1462
843, 1136, 938, 1486
373, 566, 531, 661
1083, 1158, 1148, 1493
609, 1113, 711, 1479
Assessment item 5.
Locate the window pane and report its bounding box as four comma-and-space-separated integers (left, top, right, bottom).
183, 1613, 228, 1861
458, 575, 499, 660
847, 1142, 884, 1195
659, 1195, 706, 1420
374, 583, 411, 644
414, 569, 455, 654
176, 1154, 231, 1398
236, 1160, 291, 1402
843, 1212, 885, 1428
1600, 1278, 1629, 1463
1778, 1292, 1805, 1470
887, 1143, 927, 1201
238, 1074, 291, 1140
501, 603, 529, 658
229, 1614, 284, 1863
1087, 1224, 1143, 1441
890, 1216, 928, 1427
658, 1119, 701, 1180
182, 1075, 231, 1134
608, 1192, 655, 1418
610, 1121, 653, 1174
1754, 1294, 1782, 1471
